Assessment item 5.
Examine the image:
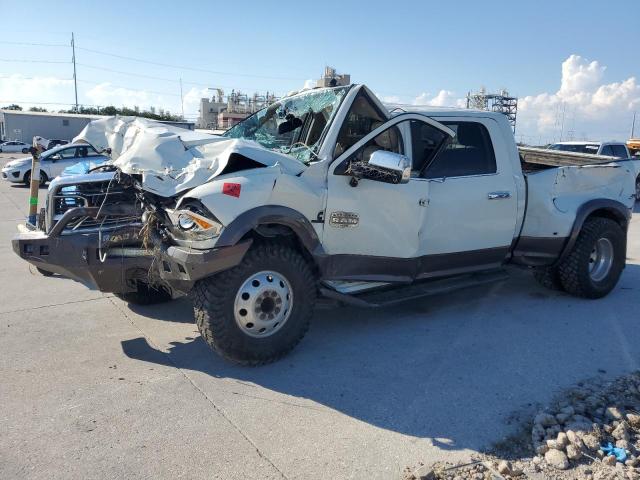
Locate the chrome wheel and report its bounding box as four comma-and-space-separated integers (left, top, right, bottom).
589, 238, 614, 282
233, 270, 293, 338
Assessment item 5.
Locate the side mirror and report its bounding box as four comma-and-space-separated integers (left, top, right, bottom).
51, 154, 62, 162
365, 150, 412, 184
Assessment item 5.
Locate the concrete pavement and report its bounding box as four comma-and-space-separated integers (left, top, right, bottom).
1, 152, 639, 479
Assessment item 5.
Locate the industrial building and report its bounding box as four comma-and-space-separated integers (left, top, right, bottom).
198, 89, 277, 130
315, 66, 350, 87
0, 109, 195, 143
197, 67, 351, 130
0, 110, 102, 143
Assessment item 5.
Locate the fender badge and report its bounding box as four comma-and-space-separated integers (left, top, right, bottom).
222, 182, 241, 198
329, 211, 359, 228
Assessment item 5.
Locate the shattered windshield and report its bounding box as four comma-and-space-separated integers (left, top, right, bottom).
223, 86, 349, 163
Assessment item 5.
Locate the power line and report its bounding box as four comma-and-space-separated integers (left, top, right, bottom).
0, 58, 70, 64
74, 45, 307, 81
75, 63, 289, 96
0, 73, 73, 80
75, 79, 181, 97
0, 40, 68, 47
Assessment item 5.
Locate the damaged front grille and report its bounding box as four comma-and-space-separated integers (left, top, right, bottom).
46, 173, 141, 234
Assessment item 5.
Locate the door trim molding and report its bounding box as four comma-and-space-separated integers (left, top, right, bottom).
315, 246, 510, 282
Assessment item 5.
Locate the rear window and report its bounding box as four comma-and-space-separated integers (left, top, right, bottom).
549, 143, 599, 154
610, 145, 628, 158
423, 122, 496, 178
600, 145, 614, 156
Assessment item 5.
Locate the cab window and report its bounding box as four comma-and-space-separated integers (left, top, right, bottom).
334, 90, 386, 158
424, 122, 496, 178
334, 122, 404, 175
410, 120, 448, 174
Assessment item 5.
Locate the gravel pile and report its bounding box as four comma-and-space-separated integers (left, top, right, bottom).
404, 371, 640, 480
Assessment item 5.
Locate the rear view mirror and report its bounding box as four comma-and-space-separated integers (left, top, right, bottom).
277, 115, 303, 134
365, 150, 412, 184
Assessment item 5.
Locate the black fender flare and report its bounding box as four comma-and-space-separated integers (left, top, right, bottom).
555, 198, 631, 264
216, 205, 323, 255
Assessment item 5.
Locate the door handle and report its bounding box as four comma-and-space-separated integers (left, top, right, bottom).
418, 198, 428, 207
487, 191, 511, 200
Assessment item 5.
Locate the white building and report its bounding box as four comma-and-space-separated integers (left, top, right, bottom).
0, 110, 102, 143
0, 109, 195, 143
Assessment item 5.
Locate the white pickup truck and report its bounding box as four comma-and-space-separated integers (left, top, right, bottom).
12, 84, 639, 365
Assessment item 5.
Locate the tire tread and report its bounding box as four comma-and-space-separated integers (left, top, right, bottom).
192, 242, 316, 366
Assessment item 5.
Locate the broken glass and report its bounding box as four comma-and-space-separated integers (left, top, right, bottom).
223, 86, 350, 163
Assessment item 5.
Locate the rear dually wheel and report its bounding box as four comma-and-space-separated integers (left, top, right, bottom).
557, 217, 625, 298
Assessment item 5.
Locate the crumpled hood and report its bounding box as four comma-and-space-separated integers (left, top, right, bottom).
73, 116, 306, 197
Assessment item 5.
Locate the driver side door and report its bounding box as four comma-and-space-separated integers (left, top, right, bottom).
322, 113, 454, 281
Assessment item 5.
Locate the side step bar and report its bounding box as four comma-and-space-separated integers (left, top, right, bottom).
319, 270, 509, 308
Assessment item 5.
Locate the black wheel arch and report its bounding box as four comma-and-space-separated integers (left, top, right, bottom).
216, 205, 325, 261
555, 199, 631, 265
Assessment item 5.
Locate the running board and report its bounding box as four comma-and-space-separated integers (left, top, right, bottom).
319, 270, 509, 308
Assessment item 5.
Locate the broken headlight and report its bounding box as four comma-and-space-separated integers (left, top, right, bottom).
167, 206, 223, 241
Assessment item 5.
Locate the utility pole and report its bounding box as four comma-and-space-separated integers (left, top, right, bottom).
179, 77, 184, 120
632, 111, 637, 138
71, 32, 78, 112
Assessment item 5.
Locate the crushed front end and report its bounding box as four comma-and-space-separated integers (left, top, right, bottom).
12, 168, 253, 297
12, 170, 161, 294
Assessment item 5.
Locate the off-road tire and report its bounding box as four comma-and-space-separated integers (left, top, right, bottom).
191, 243, 316, 366
557, 217, 625, 299
23, 170, 47, 186
532, 266, 563, 291
115, 282, 173, 305
36, 267, 55, 277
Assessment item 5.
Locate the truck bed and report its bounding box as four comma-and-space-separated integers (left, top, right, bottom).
518, 146, 619, 172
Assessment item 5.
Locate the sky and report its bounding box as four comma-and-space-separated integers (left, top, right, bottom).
0, 0, 638, 144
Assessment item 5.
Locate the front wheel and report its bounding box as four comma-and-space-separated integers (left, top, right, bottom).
191, 243, 316, 365
557, 217, 625, 298
22, 148, 29, 154
23, 170, 47, 187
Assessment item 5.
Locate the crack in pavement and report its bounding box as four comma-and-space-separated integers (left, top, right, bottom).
106, 296, 290, 480
0, 295, 113, 316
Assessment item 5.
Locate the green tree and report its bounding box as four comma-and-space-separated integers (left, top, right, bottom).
28, 106, 48, 112
2, 104, 22, 111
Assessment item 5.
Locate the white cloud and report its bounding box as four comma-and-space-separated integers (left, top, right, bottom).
303, 79, 315, 90
0, 75, 188, 116
0, 74, 74, 109
182, 86, 210, 115
84, 83, 179, 114
378, 94, 401, 104
517, 55, 639, 144
412, 90, 465, 108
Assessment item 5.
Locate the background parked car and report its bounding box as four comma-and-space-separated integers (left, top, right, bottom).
548, 141, 630, 158
1, 143, 109, 186
0, 140, 31, 154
